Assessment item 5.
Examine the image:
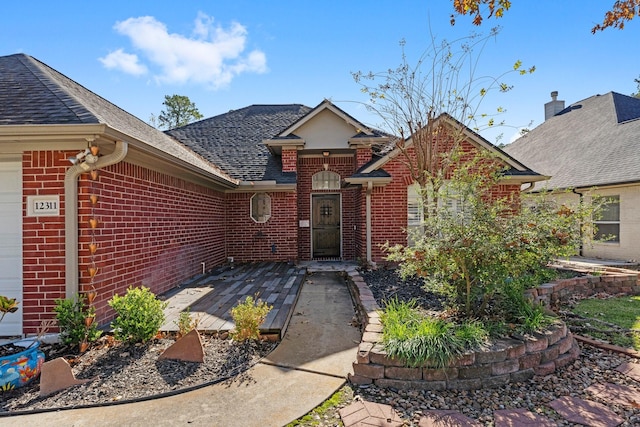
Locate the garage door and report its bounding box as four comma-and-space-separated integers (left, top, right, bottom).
0, 158, 22, 336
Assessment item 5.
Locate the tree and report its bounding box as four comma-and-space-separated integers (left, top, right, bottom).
157, 95, 203, 129
353, 31, 533, 219
449, 0, 639, 33
384, 153, 598, 319
633, 75, 640, 98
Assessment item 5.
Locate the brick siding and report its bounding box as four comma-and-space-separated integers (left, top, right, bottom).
22, 152, 227, 333
225, 192, 298, 262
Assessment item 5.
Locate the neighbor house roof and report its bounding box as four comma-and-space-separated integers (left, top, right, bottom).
0, 53, 236, 186
504, 92, 640, 191
166, 104, 313, 183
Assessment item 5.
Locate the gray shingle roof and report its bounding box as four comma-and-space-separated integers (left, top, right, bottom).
166, 104, 312, 182
0, 53, 235, 184
504, 92, 640, 191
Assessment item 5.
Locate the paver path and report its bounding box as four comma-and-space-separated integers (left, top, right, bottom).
341, 358, 640, 426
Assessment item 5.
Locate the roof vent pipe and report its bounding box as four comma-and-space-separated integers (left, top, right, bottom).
544, 91, 565, 121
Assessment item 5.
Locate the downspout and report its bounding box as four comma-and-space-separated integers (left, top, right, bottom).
521, 182, 534, 193
64, 140, 128, 299
366, 181, 372, 264
572, 188, 584, 256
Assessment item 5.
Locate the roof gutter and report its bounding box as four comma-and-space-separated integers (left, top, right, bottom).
64, 140, 128, 299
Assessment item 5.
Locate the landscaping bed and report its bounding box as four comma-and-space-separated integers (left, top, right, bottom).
0, 334, 276, 414
351, 268, 582, 389
289, 266, 640, 426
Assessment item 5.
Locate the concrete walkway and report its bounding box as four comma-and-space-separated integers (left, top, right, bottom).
4, 271, 361, 427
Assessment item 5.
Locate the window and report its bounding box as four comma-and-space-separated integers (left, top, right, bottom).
407, 185, 423, 229
595, 195, 620, 242
251, 193, 271, 223
407, 182, 469, 245
312, 171, 340, 190
407, 185, 423, 246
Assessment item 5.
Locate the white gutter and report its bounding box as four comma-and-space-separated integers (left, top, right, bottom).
366, 181, 372, 264
64, 140, 128, 299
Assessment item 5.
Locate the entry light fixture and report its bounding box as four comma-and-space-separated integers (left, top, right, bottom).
68, 147, 99, 171
68, 148, 91, 165
322, 151, 330, 157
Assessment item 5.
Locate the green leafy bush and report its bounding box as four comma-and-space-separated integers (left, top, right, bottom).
230, 295, 272, 341
108, 286, 168, 343
53, 294, 102, 349
380, 298, 488, 368
385, 151, 601, 320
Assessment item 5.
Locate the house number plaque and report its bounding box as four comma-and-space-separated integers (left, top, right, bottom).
27, 195, 60, 217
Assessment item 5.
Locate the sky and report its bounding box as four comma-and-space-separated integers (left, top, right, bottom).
2, 1, 639, 145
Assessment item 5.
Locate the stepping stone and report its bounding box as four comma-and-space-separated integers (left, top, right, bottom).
494, 408, 556, 426
615, 361, 640, 382
548, 396, 624, 427
40, 357, 94, 397
418, 410, 482, 426
587, 382, 640, 408
339, 401, 403, 427
158, 329, 204, 363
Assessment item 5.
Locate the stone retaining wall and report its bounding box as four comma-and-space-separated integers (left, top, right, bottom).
345, 266, 640, 390
527, 265, 640, 309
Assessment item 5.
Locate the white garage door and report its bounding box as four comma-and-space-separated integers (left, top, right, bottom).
0, 158, 22, 336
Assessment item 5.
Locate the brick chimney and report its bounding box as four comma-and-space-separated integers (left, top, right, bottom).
544, 91, 565, 120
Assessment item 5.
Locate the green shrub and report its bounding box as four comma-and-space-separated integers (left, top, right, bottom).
385, 151, 602, 320
53, 294, 102, 349
108, 286, 168, 343
230, 295, 272, 341
381, 298, 488, 368
500, 277, 553, 333
175, 307, 198, 337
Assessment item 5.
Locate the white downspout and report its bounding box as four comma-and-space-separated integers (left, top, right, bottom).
366, 181, 372, 264
64, 140, 128, 299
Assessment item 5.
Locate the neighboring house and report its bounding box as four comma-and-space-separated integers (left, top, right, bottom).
504, 91, 640, 262
0, 53, 544, 336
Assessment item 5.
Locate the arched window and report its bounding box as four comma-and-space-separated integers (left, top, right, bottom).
312, 171, 340, 190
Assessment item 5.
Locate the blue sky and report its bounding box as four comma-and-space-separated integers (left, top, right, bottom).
2, 1, 639, 144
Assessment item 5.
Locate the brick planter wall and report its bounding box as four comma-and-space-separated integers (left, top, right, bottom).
342, 266, 640, 390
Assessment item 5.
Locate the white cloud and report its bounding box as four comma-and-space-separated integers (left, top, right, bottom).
99, 49, 148, 76
101, 13, 267, 89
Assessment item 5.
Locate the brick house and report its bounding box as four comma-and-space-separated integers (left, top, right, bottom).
0, 53, 544, 336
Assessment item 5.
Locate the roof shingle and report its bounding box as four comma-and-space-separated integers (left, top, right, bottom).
166, 104, 312, 182
504, 92, 640, 191
0, 53, 234, 184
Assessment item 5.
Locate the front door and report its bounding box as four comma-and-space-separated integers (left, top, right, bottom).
312, 194, 341, 258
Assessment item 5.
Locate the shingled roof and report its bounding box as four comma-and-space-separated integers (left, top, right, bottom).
166, 104, 312, 182
0, 53, 235, 184
504, 92, 640, 191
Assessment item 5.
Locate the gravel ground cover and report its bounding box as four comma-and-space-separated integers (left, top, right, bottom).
0, 334, 275, 413
292, 267, 640, 426
3, 267, 639, 426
